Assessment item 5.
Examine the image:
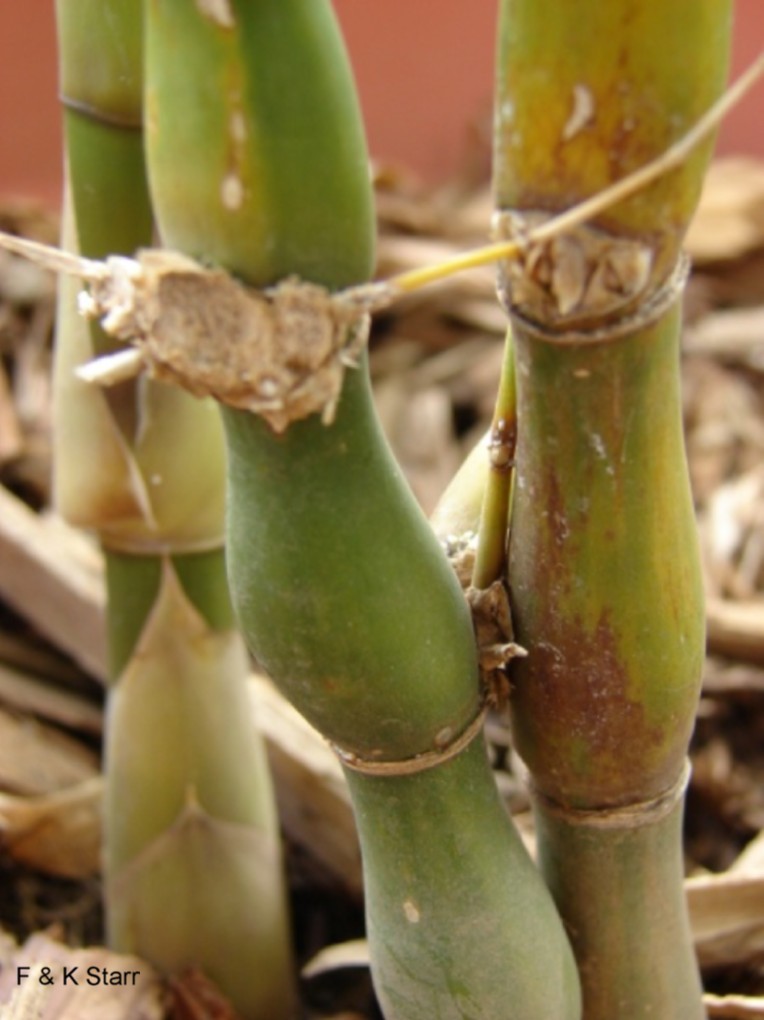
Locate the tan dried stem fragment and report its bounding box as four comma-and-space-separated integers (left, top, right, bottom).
80, 252, 371, 432
493, 215, 654, 330
0, 233, 371, 432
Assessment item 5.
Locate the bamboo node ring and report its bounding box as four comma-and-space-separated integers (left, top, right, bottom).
332, 704, 488, 778
531, 759, 692, 830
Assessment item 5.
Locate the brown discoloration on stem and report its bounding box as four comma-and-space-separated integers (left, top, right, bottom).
508, 307, 704, 810
511, 609, 671, 808
495, 5, 733, 1016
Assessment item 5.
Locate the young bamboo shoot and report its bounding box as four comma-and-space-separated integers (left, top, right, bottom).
54, 3, 294, 1015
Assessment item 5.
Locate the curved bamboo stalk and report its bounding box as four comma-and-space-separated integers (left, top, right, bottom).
144, 1, 581, 1017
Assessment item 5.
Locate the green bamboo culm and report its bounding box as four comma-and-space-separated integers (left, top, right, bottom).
494, 2, 732, 1017
144, 1, 580, 1017
53, 3, 295, 1016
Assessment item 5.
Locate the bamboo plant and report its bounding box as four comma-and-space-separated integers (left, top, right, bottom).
140, 1, 581, 1018
53, 2, 294, 1016
492, 2, 732, 1016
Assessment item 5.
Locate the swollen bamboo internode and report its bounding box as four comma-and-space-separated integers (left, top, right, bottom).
508, 292, 704, 808
144, 1, 581, 1017
494, 1, 732, 1016
506, 295, 706, 1018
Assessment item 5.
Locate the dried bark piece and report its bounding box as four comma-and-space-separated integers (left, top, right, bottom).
83, 252, 371, 432
494, 210, 654, 330
438, 534, 526, 705
466, 580, 526, 708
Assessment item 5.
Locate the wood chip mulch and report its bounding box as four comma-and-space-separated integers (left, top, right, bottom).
1, 156, 764, 1018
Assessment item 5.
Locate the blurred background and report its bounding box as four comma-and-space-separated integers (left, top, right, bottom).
0, 1, 762, 207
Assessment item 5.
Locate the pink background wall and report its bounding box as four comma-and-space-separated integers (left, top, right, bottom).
0, 2, 762, 207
